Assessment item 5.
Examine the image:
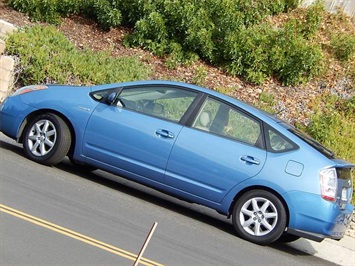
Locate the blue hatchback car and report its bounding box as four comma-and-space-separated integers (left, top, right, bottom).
0, 80, 353, 245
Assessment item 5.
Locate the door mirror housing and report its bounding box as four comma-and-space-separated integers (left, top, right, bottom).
107, 92, 117, 105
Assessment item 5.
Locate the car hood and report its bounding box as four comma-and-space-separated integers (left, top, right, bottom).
18, 85, 93, 106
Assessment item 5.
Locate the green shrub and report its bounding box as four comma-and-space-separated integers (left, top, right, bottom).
164, 42, 199, 69
5, 0, 334, 86
284, 0, 301, 11
93, 0, 122, 30
330, 33, 355, 62
192, 66, 208, 87
257, 92, 276, 113
56, 0, 81, 17
8, 0, 122, 29
133, 11, 169, 56
124, 0, 325, 85
223, 19, 324, 85
233, 0, 285, 26
8, 0, 61, 24
270, 17, 325, 85
305, 95, 355, 163
301, 1, 324, 39
6, 25, 150, 85
281, 43, 324, 85
224, 24, 273, 84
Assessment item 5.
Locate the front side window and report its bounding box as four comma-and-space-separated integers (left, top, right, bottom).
118, 86, 197, 122
193, 97, 262, 147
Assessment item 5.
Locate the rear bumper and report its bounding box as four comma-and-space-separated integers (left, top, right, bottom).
284, 191, 354, 241
286, 228, 325, 242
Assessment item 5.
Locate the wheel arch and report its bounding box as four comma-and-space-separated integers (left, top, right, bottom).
228, 185, 291, 227
18, 109, 77, 157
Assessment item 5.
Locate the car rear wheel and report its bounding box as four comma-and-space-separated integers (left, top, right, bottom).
23, 113, 71, 166
232, 189, 287, 245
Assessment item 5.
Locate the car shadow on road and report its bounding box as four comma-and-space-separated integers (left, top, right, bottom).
56, 158, 332, 264
56, 158, 236, 233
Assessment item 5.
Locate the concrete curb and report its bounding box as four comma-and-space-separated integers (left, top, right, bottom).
288, 235, 355, 266
0, 19, 17, 102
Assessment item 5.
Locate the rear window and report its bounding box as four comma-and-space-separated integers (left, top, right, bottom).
336, 168, 352, 180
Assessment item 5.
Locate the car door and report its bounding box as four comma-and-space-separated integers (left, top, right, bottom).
165, 96, 267, 203
83, 85, 198, 182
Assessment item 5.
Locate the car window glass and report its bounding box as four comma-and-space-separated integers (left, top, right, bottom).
193, 97, 262, 146
268, 129, 294, 152
118, 87, 197, 122
90, 89, 112, 101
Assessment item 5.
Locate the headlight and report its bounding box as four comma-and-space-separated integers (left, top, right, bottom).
0, 97, 8, 111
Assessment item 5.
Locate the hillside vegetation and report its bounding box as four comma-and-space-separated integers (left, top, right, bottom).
3, 0, 355, 167
7, 0, 326, 85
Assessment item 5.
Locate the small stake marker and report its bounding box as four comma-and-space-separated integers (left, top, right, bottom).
133, 222, 158, 266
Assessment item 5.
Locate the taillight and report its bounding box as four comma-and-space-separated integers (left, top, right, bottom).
320, 168, 338, 202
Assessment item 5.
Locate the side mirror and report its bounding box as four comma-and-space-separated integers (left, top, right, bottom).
107, 92, 117, 105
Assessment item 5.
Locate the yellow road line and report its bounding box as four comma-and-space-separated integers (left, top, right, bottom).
0, 204, 164, 266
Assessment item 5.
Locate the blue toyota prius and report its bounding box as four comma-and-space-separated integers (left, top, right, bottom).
0, 80, 353, 245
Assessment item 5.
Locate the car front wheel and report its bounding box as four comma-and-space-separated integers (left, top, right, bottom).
23, 113, 71, 166
232, 189, 287, 245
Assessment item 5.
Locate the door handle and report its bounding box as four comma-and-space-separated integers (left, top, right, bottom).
241, 155, 260, 165
155, 129, 175, 139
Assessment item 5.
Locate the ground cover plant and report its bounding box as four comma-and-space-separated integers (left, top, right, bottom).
6, 25, 151, 85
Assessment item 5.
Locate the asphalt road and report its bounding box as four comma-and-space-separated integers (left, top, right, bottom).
0, 133, 336, 266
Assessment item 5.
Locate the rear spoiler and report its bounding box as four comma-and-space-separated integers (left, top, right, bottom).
332, 159, 355, 169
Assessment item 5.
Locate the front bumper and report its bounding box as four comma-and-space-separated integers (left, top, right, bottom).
0, 96, 36, 139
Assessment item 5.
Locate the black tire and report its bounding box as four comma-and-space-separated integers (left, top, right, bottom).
232, 189, 287, 245
23, 113, 71, 166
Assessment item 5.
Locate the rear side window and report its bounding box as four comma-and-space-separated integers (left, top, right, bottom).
192, 97, 262, 147
267, 128, 296, 152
